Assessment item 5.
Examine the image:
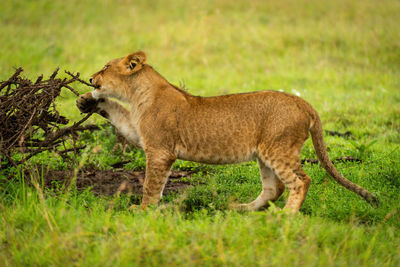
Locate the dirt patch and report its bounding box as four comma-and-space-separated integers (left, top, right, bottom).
42, 168, 196, 197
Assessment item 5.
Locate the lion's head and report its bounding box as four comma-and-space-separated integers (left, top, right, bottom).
90, 51, 148, 101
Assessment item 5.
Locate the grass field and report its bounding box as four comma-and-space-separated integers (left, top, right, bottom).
1, 0, 400, 265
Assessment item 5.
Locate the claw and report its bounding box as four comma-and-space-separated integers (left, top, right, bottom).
76, 93, 99, 113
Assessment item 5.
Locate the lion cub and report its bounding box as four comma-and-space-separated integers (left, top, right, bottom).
77, 51, 376, 212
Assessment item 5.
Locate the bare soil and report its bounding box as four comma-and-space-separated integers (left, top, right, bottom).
42, 168, 196, 197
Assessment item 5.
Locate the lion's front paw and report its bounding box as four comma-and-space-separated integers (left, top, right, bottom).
76, 92, 100, 113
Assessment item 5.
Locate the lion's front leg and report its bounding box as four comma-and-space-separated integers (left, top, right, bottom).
76, 93, 141, 147
141, 149, 176, 208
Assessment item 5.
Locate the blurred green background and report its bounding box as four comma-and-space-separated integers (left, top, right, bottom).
1, 0, 399, 139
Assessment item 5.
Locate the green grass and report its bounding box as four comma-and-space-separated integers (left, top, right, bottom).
1, 188, 399, 266
1, 0, 400, 265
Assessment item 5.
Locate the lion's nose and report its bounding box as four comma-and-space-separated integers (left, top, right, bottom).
89, 77, 93, 84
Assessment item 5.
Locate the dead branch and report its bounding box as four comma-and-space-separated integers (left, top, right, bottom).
0, 67, 98, 169
301, 156, 362, 165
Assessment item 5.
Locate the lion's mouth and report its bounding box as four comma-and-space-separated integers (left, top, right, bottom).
91, 88, 102, 99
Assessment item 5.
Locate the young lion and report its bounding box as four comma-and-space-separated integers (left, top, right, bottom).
76, 51, 377, 212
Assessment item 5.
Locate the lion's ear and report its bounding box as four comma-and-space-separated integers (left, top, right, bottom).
130, 51, 146, 64
122, 51, 147, 73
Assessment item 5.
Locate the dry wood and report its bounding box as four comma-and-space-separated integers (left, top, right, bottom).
0, 67, 98, 168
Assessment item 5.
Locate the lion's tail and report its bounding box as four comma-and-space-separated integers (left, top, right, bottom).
309, 113, 378, 204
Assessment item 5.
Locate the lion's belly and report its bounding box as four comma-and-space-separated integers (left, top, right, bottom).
175, 141, 257, 164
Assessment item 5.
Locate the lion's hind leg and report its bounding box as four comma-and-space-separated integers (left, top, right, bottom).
231, 158, 285, 211
258, 147, 311, 213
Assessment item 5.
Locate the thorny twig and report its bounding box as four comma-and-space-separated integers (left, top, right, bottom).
0, 67, 98, 169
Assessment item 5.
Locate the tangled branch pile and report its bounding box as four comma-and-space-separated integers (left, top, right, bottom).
0, 67, 98, 169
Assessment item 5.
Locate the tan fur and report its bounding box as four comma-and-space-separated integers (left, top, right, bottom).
76, 51, 377, 212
